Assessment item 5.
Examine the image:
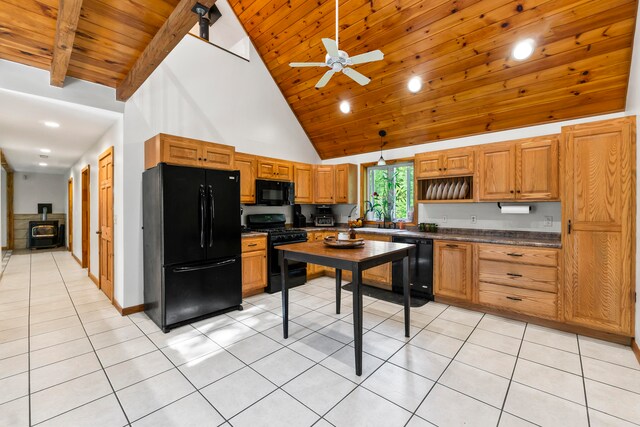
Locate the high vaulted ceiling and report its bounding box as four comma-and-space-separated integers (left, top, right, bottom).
230, 0, 638, 159
0, 0, 215, 100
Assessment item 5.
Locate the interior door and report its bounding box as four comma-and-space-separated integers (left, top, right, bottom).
161, 165, 207, 266
67, 178, 73, 252
206, 169, 241, 260
81, 166, 90, 269
563, 118, 634, 335
98, 148, 114, 301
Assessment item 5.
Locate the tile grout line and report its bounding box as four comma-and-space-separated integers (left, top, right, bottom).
577, 335, 591, 427
47, 252, 133, 427
27, 251, 32, 427
496, 322, 527, 426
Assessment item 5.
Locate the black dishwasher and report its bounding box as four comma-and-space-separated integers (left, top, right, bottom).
391, 236, 434, 300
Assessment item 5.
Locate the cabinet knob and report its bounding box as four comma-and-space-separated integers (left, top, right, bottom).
516, 190, 521, 193
204, 159, 208, 162
510, 190, 514, 193
506, 296, 523, 301
444, 168, 447, 171
198, 157, 202, 161
438, 168, 442, 171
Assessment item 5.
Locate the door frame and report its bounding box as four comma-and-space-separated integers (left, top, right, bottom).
0, 150, 14, 250
81, 166, 90, 269
68, 177, 73, 252
98, 147, 114, 302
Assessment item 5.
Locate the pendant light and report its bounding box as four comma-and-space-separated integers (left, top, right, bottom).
377, 130, 387, 165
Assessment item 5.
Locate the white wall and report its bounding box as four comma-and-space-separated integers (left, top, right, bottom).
121, 1, 320, 307
1, 168, 6, 247
67, 118, 124, 282
13, 172, 67, 214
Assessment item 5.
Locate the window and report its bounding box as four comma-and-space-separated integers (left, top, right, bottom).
364, 162, 414, 222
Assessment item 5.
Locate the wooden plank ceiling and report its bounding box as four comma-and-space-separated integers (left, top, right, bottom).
229, 0, 638, 159
0, 0, 214, 99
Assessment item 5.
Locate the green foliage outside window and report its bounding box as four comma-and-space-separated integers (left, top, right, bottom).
364, 163, 414, 222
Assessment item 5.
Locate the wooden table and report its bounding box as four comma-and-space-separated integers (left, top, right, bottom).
277, 240, 414, 376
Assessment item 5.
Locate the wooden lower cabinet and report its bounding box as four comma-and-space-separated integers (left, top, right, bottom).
361, 234, 393, 290
241, 236, 267, 298
434, 241, 473, 301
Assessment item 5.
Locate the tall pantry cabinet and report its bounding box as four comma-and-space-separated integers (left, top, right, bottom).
562, 117, 636, 336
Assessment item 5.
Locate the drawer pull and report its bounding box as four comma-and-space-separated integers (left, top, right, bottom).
507, 273, 523, 277
507, 252, 524, 257
247, 243, 258, 247
446, 244, 459, 248
506, 296, 523, 301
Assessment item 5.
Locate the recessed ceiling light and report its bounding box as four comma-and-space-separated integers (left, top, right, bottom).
408, 76, 422, 93
38, 162, 48, 167
513, 39, 535, 60
40, 148, 51, 153
43, 121, 60, 128
339, 100, 351, 114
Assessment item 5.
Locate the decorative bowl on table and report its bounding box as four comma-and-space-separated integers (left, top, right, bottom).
323, 236, 365, 248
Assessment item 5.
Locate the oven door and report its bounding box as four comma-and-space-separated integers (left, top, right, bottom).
256, 180, 295, 206
267, 240, 307, 293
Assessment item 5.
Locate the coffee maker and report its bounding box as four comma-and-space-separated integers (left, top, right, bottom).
314, 205, 335, 227
293, 204, 306, 227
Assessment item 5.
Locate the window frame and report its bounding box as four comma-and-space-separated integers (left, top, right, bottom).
359, 157, 417, 225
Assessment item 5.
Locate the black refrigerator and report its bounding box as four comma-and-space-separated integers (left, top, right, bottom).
143, 163, 242, 332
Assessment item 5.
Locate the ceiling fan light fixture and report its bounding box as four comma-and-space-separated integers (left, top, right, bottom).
513, 38, 535, 60
408, 76, 422, 93
339, 100, 351, 114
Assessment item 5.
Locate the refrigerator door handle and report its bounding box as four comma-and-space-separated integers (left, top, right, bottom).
199, 185, 206, 248
208, 185, 214, 247
172, 258, 237, 273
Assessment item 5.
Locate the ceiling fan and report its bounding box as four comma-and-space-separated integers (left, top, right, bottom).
289, 0, 384, 88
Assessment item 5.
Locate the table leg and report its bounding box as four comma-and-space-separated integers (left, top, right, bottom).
279, 251, 289, 339
352, 265, 363, 376
403, 255, 411, 338
335, 269, 342, 314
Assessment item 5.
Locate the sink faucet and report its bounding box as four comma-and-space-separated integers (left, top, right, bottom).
347, 205, 358, 221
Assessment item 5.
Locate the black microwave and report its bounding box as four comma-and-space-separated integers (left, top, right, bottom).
255, 179, 295, 206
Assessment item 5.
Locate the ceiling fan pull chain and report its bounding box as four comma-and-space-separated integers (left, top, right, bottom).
335, 0, 339, 49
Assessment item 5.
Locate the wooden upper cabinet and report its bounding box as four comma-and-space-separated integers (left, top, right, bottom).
144, 134, 234, 170
335, 164, 357, 204
415, 153, 442, 178
235, 153, 257, 204
257, 158, 293, 181
416, 150, 474, 178
294, 163, 314, 204
434, 240, 473, 301
562, 117, 635, 336
516, 136, 559, 200
477, 144, 516, 200
314, 165, 335, 204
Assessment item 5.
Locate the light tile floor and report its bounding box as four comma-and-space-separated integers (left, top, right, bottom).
0, 251, 639, 426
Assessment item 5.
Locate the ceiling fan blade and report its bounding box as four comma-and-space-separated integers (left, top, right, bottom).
343, 67, 371, 86
315, 70, 335, 88
289, 62, 327, 67
349, 50, 384, 65
322, 38, 339, 58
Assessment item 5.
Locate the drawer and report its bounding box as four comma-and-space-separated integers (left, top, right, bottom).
478, 260, 558, 293
242, 237, 266, 252
478, 244, 558, 267
479, 282, 557, 319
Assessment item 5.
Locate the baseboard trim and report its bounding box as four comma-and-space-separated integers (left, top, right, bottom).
113, 299, 145, 316
633, 339, 640, 366
1, 246, 7, 250
72, 253, 82, 267
88, 272, 99, 287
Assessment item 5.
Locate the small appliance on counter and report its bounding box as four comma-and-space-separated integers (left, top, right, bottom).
314, 205, 335, 227
293, 204, 306, 227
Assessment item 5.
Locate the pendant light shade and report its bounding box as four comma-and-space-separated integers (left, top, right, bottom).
377, 130, 387, 165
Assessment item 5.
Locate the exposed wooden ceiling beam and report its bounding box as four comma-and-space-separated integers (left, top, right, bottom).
116, 0, 217, 101
50, 0, 84, 87
0, 149, 13, 173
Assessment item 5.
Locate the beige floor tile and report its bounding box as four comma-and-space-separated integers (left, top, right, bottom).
283, 364, 356, 414
585, 378, 640, 424
178, 347, 244, 389
582, 356, 640, 394
477, 314, 526, 339
579, 336, 640, 370
389, 344, 451, 381
439, 360, 510, 408
326, 387, 412, 427
96, 336, 157, 367
513, 358, 585, 404
425, 317, 474, 340
30, 352, 102, 392
363, 362, 434, 411
454, 342, 516, 378
416, 384, 500, 427
132, 392, 223, 427
518, 340, 582, 375
37, 394, 128, 427
230, 389, 320, 427
251, 347, 314, 386
524, 324, 578, 353
0, 396, 28, 427
0, 372, 28, 404
105, 350, 174, 390
409, 329, 464, 358
467, 328, 522, 356
30, 337, 93, 369
320, 345, 384, 384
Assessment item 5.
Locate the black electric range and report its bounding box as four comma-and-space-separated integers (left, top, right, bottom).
246, 214, 308, 293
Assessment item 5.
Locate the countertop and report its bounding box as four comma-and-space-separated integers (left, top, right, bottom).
301, 226, 561, 249
241, 231, 268, 238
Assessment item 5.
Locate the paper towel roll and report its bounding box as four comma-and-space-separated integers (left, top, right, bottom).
500, 204, 531, 214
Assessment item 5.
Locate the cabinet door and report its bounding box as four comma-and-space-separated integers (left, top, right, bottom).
242, 250, 267, 296
360, 234, 392, 289
201, 143, 234, 170
334, 164, 357, 204
415, 153, 442, 178
162, 136, 202, 167
257, 160, 276, 179
443, 150, 474, 176
235, 153, 257, 204
314, 165, 335, 204
276, 162, 293, 181
563, 118, 634, 335
516, 137, 559, 200
294, 163, 314, 203
433, 241, 473, 300
478, 145, 516, 200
